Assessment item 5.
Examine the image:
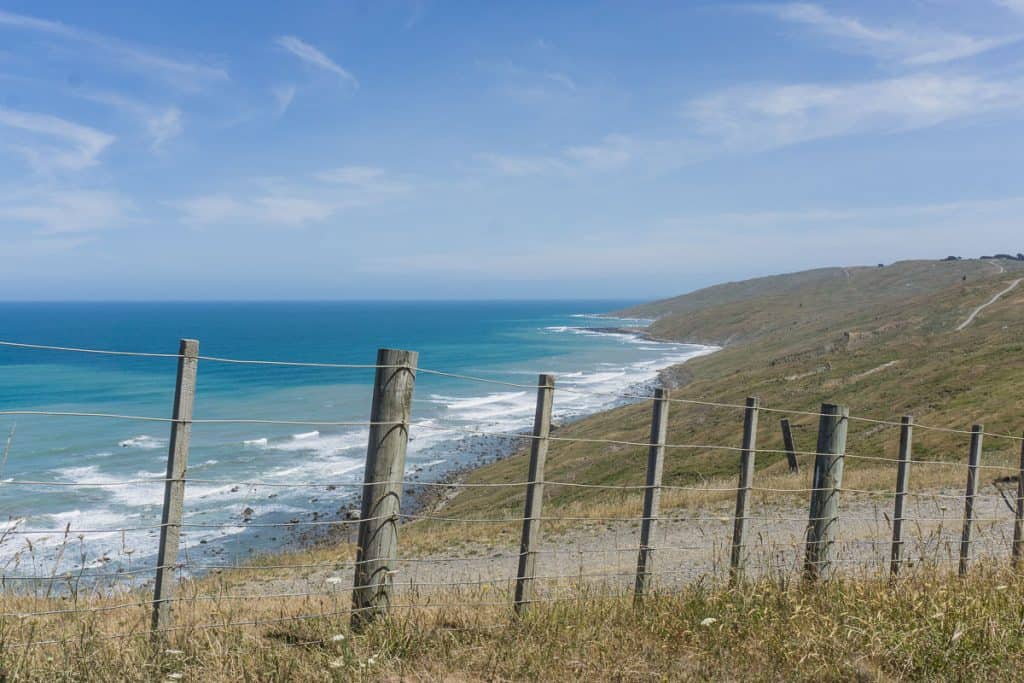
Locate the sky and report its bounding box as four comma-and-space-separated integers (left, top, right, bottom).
1, 0, 1024, 300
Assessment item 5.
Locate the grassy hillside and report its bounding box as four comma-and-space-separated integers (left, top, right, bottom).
423, 258, 1024, 536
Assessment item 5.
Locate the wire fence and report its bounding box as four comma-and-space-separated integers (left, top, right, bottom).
0, 337, 1022, 650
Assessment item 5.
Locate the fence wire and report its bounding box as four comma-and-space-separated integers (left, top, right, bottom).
1, 336, 1022, 649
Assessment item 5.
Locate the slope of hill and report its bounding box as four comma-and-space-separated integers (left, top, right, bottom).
430, 258, 1024, 526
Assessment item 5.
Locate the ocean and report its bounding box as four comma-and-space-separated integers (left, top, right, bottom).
0, 301, 715, 578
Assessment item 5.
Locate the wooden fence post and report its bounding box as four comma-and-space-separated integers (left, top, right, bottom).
1013, 433, 1024, 568
514, 374, 555, 615
804, 403, 848, 581
151, 339, 199, 635
889, 416, 913, 576
351, 348, 418, 628
958, 425, 983, 577
780, 418, 799, 474
729, 397, 760, 583
634, 388, 670, 604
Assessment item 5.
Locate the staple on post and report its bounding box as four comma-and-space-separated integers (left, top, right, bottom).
889, 415, 913, 576
729, 397, 759, 583
634, 388, 669, 604
151, 338, 199, 636
514, 373, 555, 615
958, 425, 983, 577
351, 348, 418, 628
804, 403, 848, 581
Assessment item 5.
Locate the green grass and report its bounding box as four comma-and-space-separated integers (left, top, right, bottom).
435, 259, 1024, 535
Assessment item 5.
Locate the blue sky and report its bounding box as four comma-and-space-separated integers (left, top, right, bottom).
1, 1, 1024, 300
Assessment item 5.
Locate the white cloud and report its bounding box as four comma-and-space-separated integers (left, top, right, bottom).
477, 153, 564, 176
171, 167, 411, 228
314, 165, 409, 195
481, 135, 636, 177
564, 135, 634, 171
0, 106, 115, 171
253, 196, 336, 226
145, 108, 183, 150
272, 84, 297, 116
171, 193, 335, 228
752, 3, 1021, 66
0, 9, 227, 91
170, 195, 247, 226
687, 73, 1024, 151
0, 188, 131, 234
275, 35, 358, 86
75, 90, 183, 150
484, 62, 581, 104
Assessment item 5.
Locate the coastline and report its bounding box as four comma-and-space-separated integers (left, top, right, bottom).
272, 324, 716, 566
0, 313, 718, 589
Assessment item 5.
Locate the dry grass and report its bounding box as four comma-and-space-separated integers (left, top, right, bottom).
5, 567, 1024, 680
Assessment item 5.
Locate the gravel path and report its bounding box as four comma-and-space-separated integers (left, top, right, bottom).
241, 482, 1018, 599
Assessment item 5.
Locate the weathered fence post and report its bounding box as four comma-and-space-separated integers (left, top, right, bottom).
1013, 433, 1024, 568
889, 415, 914, 576
634, 388, 670, 604
804, 403, 848, 581
958, 425, 983, 577
729, 397, 759, 583
780, 418, 799, 474
151, 338, 199, 635
514, 374, 555, 615
351, 348, 418, 628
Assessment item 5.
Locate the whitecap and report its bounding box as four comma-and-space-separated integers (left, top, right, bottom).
118, 435, 164, 449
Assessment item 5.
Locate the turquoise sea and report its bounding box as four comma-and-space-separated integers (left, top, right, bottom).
0, 301, 714, 578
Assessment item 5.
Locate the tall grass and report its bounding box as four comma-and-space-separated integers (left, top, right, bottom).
2, 567, 1024, 680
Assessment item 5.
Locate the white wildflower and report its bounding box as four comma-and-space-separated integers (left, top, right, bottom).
700, 617, 717, 627
331, 633, 346, 642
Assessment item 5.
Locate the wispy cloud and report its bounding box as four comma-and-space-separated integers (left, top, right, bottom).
275, 35, 358, 86
145, 108, 183, 150
75, 90, 183, 150
314, 165, 410, 195
170, 193, 335, 228
0, 106, 115, 171
0, 188, 131, 234
686, 73, 1024, 152
751, 3, 1021, 66
0, 9, 228, 91
272, 84, 297, 116
171, 168, 408, 228
484, 61, 580, 104
481, 134, 635, 176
